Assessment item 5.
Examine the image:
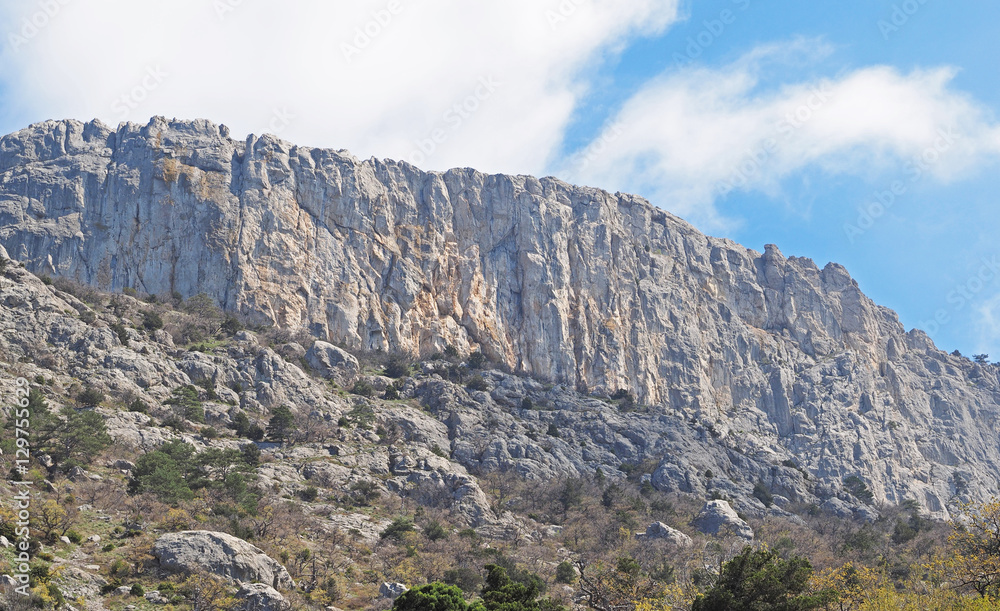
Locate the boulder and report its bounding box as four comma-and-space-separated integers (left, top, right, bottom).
380, 582, 408, 599
692, 500, 754, 541
145, 590, 170, 604
152, 530, 294, 589
305, 341, 360, 382
112, 459, 136, 471
237, 582, 289, 610
638, 522, 693, 547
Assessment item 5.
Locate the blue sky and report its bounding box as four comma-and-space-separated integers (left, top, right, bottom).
0, 0, 998, 357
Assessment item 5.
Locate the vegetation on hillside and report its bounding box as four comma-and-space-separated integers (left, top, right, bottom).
4, 278, 1000, 609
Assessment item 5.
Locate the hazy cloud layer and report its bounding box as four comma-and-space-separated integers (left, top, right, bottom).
0, 0, 679, 174
566, 41, 1000, 229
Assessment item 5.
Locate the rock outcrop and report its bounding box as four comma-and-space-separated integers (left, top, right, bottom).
692, 500, 754, 541
152, 530, 294, 590
237, 583, 290, 611
3, 117, 1000, 519
638, 522, 693, 547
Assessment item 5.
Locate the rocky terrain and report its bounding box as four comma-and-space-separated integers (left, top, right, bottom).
2, 117, 1000, 521
3, 117, 1000, 608
0, 246, 771, 609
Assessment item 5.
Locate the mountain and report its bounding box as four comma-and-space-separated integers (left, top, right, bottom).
2, 116, 1000, 520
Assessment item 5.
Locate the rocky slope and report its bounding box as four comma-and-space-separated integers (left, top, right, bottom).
2, 117, 1000, 518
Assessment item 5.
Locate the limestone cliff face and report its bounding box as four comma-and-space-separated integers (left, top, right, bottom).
3, 117, 1000, 515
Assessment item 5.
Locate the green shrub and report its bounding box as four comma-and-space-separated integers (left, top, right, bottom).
556, 561, 577, 584
266, 405, 295, 443
392, 582, 469, 611
843, 475, 875, 504
46, 583, 66, 605
384, 354, 412, 378
381, 517, 415, 541
382, 383, 400, 400
466, 376, 489, 392
350, 380, 374, 397
753, 481, 774, 508
300, 486, 319, 502
691, 546, 835, 611
77, 386, 105, 406
443, 567, 483, 594
130, 583, 144, 597
109, 558, 128, 577
66, 530, 82, 544
423, 520, 448, 541
467, 351, 487, 369
166, 385, 205, 423
221, 314, 243, 336
546, 423, 560, 437
110, 321, 130, 346
142, 310, 164, 331
240, 443, 261, 467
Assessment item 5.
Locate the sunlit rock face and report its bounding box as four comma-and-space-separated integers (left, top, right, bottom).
4, 116, 1000, 518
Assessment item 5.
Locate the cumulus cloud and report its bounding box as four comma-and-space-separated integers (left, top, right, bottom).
0, 0, 679, 175
566, 40, 1000, 230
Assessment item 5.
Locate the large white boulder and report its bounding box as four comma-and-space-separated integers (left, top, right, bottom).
152, 530, 294, 589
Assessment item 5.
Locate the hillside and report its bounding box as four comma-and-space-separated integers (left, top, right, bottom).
2, 117, 1000, 517
1, 117, 1000, 609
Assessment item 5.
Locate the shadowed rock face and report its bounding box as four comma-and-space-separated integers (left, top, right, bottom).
4, 117, 1000, 517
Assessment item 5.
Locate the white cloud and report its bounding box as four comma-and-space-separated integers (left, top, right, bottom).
567, 40, 1000, 230
0, 0, 679, 175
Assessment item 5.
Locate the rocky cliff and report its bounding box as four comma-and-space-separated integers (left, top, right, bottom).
2, 117, 1000, 517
